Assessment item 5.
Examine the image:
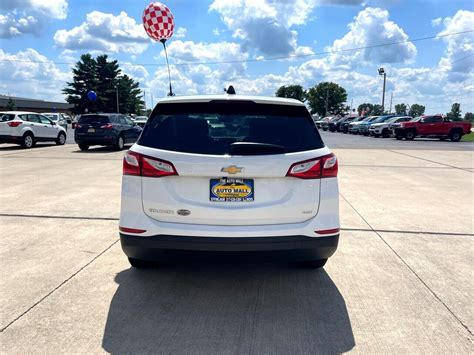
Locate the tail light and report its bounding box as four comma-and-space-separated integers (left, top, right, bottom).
75, 124, 82, 128
123, 150, 178, 178
7, 121, 22, 127
315, 228, 340, 235
286, 153, 338, 179
119, 226, 146, 234
101, 123, 113, 129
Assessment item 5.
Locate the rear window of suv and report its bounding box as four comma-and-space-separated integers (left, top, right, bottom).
138, 101, 324, 155
78, 115, 110, 125
0, 114, 15, 122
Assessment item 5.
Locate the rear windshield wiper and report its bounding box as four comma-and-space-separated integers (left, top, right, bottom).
228, 142, 286, 155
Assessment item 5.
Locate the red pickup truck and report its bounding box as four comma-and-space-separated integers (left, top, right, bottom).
392, 115, 472, 142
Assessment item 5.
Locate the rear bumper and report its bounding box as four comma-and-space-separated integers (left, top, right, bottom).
0, 135, 21, 144
75, 135, 116, 146
120, 233, 339, 261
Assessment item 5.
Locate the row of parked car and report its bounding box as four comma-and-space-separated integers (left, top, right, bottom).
314, 114, 471, 142
0, 111, 150, 150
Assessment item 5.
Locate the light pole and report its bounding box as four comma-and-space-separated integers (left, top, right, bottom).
115, 85, 119, 113
378, 67, 386, 113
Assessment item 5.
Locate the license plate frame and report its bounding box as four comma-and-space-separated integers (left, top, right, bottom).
210, 178, 254, 202
88, 128, 95, 133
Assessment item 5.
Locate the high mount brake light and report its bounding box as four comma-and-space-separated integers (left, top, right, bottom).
7, 121, 22, 127
286, 153, 338, 179
123, 151, 178, 177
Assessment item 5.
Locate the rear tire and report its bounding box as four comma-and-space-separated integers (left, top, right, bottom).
115, 135, 125, 150
21, 132, 35, 149
300, 258, 328, 269
56, 132, 66, 145
449, 130, 462, 142
128, 257, 153, 268
78, 143, 89, 151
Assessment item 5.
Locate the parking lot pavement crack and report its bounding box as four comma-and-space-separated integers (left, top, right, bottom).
0, 239, 119, 333
340, 193, 473, 338
387, 150, 473, 173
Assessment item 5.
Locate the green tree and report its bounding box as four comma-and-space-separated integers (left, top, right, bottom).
357, 103, 373, 116
409, 104, 425, 117
95, 54, 121, 113
464, 112, 473, 122
117, 74, 144, 114
306, 82, 347, 116
6, 97, 16, 110
372, 104, 384, 115
63, 54, 143, 114
394, 103, 407, 115
275, 85, 307, 102
63, 54, 99, 114
446, 103, 461, 121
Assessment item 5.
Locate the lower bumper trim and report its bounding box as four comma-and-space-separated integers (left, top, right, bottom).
120, 234, 339, 261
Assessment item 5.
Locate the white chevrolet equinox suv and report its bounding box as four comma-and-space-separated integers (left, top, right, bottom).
119, 93, 340, 268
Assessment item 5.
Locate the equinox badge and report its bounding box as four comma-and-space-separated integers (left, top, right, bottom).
221, 165, 243, 174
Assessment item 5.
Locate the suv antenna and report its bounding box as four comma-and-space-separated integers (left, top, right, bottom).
160, 39, 174, 96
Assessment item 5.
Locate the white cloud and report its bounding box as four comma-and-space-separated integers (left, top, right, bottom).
0, 48, 70, 101
0, 0, 67, 38
327, 7, 417, 68
122, 63, 149, 84
437, 10, 474, 83
54, 11, 149, 55
165, 40, 248, 63
0, 0, 68, 19
0, 14, 38, 38
209, 0, 317, 56
431, 17, 442, 27
174, 27, 187, 38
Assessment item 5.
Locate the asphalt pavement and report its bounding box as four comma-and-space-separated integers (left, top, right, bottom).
0, 133, 473, 353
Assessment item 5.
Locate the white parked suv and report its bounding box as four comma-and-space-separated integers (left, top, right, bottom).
0, 111, 67, 148
369, 116, 412, 138
119, 92, 340, 268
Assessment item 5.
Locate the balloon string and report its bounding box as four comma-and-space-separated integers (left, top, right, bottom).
161, 40, 174, 96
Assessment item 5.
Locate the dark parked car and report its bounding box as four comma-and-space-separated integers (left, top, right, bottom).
74, 113, 142, 150
328, 116, 344, 132
329, 116, 357, 132
341, 116, 365, 133
321, 116, 339, 131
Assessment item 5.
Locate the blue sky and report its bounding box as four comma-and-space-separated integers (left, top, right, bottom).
1, 0, 473, 114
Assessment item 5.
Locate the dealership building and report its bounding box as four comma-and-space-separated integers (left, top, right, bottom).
0, 95, 73, 113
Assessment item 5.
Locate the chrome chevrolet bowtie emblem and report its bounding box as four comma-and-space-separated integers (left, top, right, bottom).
221, 165, 243, 174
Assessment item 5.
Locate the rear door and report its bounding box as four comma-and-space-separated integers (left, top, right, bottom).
134, 101, 330, 226
432, 116, 449, 135
38, 114, 58, 138
25, 114, 46, 137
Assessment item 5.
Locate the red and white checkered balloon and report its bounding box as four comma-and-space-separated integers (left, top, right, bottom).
143, 2, 174, 42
